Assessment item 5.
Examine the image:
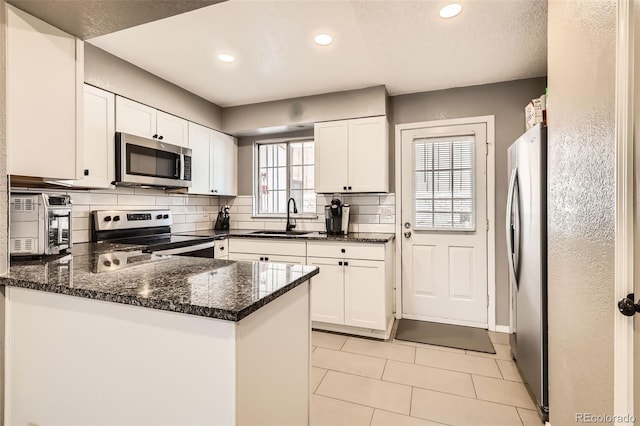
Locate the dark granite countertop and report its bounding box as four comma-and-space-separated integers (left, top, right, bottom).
1, 250, 318, 322
176, 229, 395, 243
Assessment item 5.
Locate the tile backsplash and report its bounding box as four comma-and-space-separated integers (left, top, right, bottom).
9, 188, 396, 243
218, 194, 396, 234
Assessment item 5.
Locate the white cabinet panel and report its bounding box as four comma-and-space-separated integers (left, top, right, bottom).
306, 242, 385, 261
7, 5, 82, 180
212, 131, 238, 196
314, 120, 349, 193
115, 96, 156, 139
344, 259, 386, 330
348, 117, 389, 193
229, 239, 306, 257
308, 257, 345, 325
229, 252, 305, 264
188, 122, 213, 195
156, 111, 189, 148
77, 85, 115, 188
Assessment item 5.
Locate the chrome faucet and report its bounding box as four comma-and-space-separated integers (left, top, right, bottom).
286, 197, 298, 232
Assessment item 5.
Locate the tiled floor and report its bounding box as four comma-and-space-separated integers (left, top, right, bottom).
310, 327, 541, 426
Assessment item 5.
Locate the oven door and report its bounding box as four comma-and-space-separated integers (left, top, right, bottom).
145, 240, 216, 258
116, 132, 192, 188
47, 209, 71, 253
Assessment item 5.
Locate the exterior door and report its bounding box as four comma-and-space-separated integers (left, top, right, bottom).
401, 122, 488, 327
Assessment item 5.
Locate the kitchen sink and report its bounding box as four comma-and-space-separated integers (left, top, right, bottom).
249, 230, 312, 237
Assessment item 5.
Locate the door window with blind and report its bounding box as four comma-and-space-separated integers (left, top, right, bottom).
255, 139, 316, 216
414, 135, 475, 230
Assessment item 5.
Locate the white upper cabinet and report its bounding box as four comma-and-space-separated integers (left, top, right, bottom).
314, 116, 389, 193
188, 122, 238, 196
6, 5, 83, 180
115, 96, 188, 148
156, 111, 189, 148
211, 130, 238, 196
78, 85, 116, 188
188, 122, 213, 195
314, 120, 349, 193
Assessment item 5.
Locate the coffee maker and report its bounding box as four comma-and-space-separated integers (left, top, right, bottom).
325, 198, 350, 235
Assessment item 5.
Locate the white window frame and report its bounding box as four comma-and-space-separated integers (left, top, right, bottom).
253, 136, 317, 218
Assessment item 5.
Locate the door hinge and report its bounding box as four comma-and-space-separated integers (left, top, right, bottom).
486, 219, 489, 231
487, 294, 490, 307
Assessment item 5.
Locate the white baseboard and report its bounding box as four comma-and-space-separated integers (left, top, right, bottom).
494, 325, 510, 334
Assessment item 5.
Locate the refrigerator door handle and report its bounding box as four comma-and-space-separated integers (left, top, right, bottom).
506, 167, 519, 288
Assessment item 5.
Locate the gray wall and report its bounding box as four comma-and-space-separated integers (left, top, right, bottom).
391, 77, 547, 326
547, 1, 616, 423
222, 85, 387, 136
84, 44, 223, 130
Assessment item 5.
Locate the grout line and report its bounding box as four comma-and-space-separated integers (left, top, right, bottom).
312, 367, 329, 394
470, 374, 478, 399
380, 359, 388, 380
496, 359, 505, 380
409, 386, 414, 416
516, 407, 526, 426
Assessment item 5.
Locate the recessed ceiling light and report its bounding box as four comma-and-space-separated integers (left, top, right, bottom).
314, 34, 333, 46
439, 3, 463, 19
217, 53, 235, 63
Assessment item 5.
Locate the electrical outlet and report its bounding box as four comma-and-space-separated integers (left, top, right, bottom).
381, 207, 394, 217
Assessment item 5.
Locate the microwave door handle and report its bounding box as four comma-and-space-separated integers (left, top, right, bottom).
179, 154, 185, 180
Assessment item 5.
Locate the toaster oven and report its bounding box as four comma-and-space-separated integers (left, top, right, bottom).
10, 193, 72, 256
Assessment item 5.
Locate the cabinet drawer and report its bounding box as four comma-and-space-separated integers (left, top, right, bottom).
229, 252, 305, 265
228, 238, 306, 257
307, 242, 385, 260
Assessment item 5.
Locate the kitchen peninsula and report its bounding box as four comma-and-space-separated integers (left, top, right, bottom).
0, 252, 318, 425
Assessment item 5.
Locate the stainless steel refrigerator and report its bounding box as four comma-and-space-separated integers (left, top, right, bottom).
506, 123, 548, 421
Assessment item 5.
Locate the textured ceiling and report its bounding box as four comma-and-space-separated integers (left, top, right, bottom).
7, 0, 224, 39
89, 0, 548, 107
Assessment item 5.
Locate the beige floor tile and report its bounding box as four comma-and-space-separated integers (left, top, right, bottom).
313, 331, 348, 350
383, 360, 475, 398
311, 367, 328, 393
311, 394, 374, 426
518, 408, 544, 426
313, 347, 387, 379
467, 343, 512, 360
472, 375, 536, 409
393, 339, 466, 355
371, 409, 446, 426
342, 337, 415, 363
487, 330, 510, 345
415, 347, 502, 378
497, 359, 524, 382
411, 387, 522, 426
316, 370, 412, 415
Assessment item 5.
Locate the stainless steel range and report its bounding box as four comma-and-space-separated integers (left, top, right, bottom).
91, 209, 220, 260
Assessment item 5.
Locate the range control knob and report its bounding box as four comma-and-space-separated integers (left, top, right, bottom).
156, 214, 163, 219
163, 214, 169, 219
104, 216, 112, 222
113, 216, 121, 222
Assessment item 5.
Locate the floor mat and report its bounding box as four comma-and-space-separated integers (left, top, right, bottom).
395, 319, 496, 354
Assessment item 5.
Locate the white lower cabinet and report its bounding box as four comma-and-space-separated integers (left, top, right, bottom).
307, 258, 345, 324
228, 238, 306, 265
229, 252, 306, 265
344, 259, 386, 329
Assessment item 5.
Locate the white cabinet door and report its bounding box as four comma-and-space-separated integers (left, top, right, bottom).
212, 130, 238, 196
308, 257, 345, 325
115, 96, 156, 139
188, 122, 213, 195
78, 85, 115, 188
7, 5, 81, 180
156, 111, 189, 148
348, 116, 389, 193
314, 120, 349, 193
344, 259, 386, 330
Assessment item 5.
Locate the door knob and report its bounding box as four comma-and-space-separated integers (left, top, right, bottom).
404, 231, 412, 238
618, 293, 640, 316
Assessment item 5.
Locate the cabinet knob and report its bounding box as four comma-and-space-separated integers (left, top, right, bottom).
343, 186, 347, 190
220, 246, 225, 251
84, 169, 89, 176
260, 257, 264, 261
348, 186, 352, 190
344, 261, 349, 266
158, 135, 164, 140
265, 257, 269, 261
341, 248, 346, 253
338, 261, 343, 266
153, 134, 158, 139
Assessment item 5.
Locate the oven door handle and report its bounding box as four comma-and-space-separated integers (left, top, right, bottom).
147, 241, 215, 256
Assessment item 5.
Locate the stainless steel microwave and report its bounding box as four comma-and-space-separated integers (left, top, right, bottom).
115, 132, 192, 188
